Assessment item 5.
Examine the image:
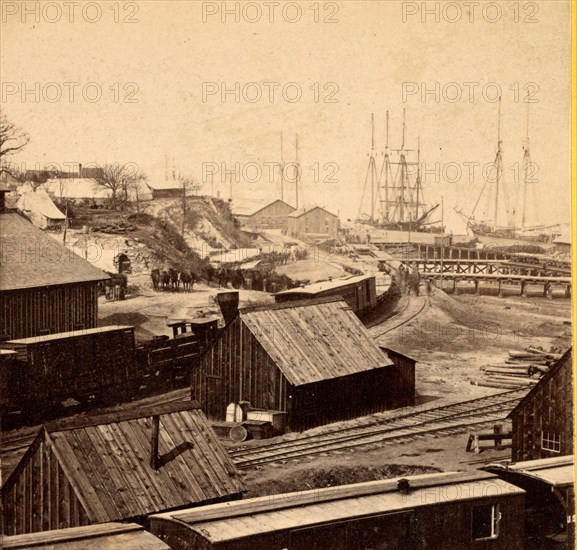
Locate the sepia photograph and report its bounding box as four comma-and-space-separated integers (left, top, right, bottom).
0, 1, 574, 548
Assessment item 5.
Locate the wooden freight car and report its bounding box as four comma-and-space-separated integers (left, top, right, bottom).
0, 325, 138, 418
273, 275, 377, 314
150, 470, 525, 550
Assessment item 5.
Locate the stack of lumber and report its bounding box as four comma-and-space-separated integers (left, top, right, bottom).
471, 346, 562, 389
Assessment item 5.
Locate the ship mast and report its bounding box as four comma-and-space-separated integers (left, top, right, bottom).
295, 134, 299, 210
280, 132, 284, 202
521, 92, 531, 230
399, 109, 407, 222
357, 113, 380, 223
378, 110, 392, 222
493, 96, 503, 227
370, 113, 376, 221
416, 136, 421, 219
384, 111, 390, 221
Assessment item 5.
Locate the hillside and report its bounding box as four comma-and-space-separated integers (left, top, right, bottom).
61, 196, 252, 276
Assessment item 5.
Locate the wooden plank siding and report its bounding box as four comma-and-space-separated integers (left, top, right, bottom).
192, 317, 292, 422
191, 301, 414, 432
2, 433, 92, 536
0, 282, 99, 340
292, 365, 413, 431
244, 200, 296, 230
509, 348, 573, 461
287, 207, 340, 238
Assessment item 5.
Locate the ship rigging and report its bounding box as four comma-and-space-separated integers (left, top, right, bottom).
357, 111, 440, 232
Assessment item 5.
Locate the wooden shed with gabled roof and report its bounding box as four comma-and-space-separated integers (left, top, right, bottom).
287, 205, 340, 239
236, 199, 296, 230
0, 196, 109, 340
0, 401, 245, 535
192, 297, 414, 431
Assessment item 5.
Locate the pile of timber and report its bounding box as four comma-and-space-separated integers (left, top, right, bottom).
471, 346, 562, 390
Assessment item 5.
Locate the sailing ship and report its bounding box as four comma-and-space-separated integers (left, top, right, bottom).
357, 111, 441, 232
455, 96, 557, 242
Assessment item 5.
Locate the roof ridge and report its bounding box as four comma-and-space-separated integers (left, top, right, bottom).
44, 400, 201, 432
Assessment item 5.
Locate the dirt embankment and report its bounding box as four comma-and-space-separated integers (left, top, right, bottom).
377, 289, 571, 401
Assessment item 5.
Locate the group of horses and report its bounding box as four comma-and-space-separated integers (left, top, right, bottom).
150, 268, 196, 292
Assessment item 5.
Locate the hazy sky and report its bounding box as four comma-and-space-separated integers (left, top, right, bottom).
1, 0, 572, 225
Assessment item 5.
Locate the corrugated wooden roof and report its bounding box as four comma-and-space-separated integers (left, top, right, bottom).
0, 212, 109, 291
3, 402, 244, 523
240, 299, 393, 386
151, 471, 524, 543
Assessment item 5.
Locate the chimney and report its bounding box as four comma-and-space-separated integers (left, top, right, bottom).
150, 415, 160, 470
397, 478, 411, 495
216, 291, 239, 324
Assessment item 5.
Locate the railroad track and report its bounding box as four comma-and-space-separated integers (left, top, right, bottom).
229, 388, 528, 469
371, 294, 430, 338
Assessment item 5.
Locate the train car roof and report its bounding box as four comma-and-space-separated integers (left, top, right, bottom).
2, 325, 135, 345
274, 274, 374, 296
150, 471, 524, 543
1, 522, 170, 549
483, 455, 574, 488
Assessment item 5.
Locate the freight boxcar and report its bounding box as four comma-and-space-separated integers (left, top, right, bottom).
274, 275, 377, 314
150, 471, 525, 550
0, 325, 138, 418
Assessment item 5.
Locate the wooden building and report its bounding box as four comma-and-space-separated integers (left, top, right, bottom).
273, 275, 377, 314
0, 197, 109, 340
150, 471, 525, 550
192, 298, 414, 431
146, 180, 183, 199
507, 347, 573, 462
287, 206, 340, 239
1, 402, 245, 535
1, 522, 170, 549
553, 234, 571, 255
485, 456, 574, 548
236, 200, 296, 230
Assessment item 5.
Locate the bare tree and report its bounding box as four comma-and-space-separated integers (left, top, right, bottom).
0, 115, 29, 176
95, 163, 145, 206
178, 174, 201, 236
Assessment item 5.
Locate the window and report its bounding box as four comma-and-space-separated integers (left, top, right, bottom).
472, 504, 499, 540
541, 431, 561, 453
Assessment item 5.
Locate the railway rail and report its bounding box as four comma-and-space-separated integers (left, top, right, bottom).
370, 294, 430, 338
229, 388, 529, 469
